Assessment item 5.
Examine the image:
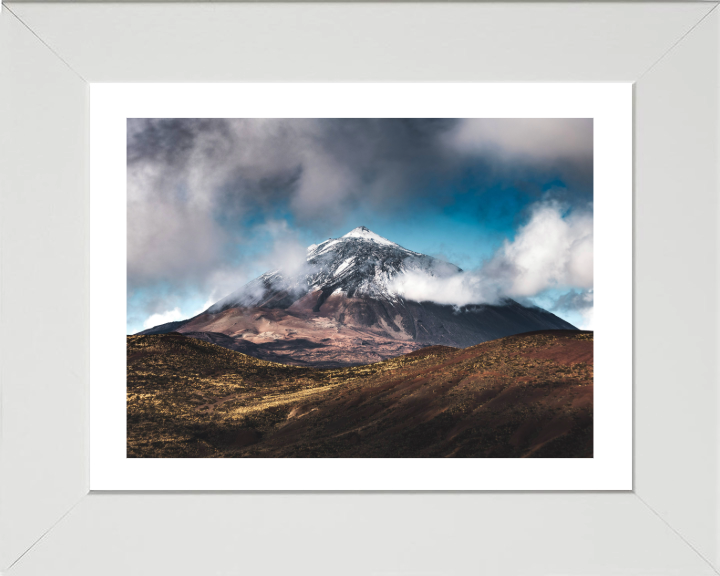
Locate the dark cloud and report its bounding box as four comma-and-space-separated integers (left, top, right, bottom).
446, 118, 593, 191
127, 118, 231, 166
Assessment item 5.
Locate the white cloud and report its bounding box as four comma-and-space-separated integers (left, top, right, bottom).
259, 219, 317, 278
141, 295, 218, 331
391, 266, 502, 307
142, 307, 184, 329
390, 200, 593, 309
491, 200, 593, 297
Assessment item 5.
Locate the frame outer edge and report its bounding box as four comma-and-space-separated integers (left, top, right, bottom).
1, 1, 719, 574
634, 5, 720, 571
0, 7, 89, 571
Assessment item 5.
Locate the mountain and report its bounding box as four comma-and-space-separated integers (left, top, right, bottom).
147, 226, 576, 366
207, 226, 457, 313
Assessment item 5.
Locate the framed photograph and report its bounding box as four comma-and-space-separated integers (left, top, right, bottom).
2, 2, 718, 575
90, 83, 631, 491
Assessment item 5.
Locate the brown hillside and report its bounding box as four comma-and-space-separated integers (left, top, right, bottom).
127, 330, 593, 458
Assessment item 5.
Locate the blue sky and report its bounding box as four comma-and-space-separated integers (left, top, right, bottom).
127, 119, 593, 334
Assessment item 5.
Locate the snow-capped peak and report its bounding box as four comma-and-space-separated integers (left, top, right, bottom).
208, 226, 456, 312
341, 226, 397, 247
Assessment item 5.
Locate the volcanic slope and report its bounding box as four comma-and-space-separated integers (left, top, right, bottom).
127, 330, 593, 458
162, 226, 576, 366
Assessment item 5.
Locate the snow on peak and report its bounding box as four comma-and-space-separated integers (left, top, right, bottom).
210, 225, 457, 312
342, 226, 397, 246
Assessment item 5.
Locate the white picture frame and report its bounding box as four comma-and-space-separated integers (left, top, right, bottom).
89, 82, 632, 491
1, 2, 718, 574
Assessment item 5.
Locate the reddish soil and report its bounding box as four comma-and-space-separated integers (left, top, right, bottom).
514, 331, 593, 365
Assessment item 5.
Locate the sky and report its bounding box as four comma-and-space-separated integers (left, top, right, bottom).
127, 118, 593, 334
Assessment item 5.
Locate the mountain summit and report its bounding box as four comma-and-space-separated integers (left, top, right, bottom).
341, 226, 398, 245
144, 227, 576, 366
208, 226, 455, 313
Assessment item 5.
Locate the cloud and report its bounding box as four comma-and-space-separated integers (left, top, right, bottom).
445, 119, 593, 190
553, 288, 594, 312
142, 307, 183, 329
199, 218, 323, 313
487, 200, 593, 297
552, 288, 594, 330
390, 200, 593, 306
446, 119, 593, 163
253, 218, 319, 280
140, 295, 216, 332
128, 118, 593, 321
127, 119, 458, 295
391, 262, 502, 307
